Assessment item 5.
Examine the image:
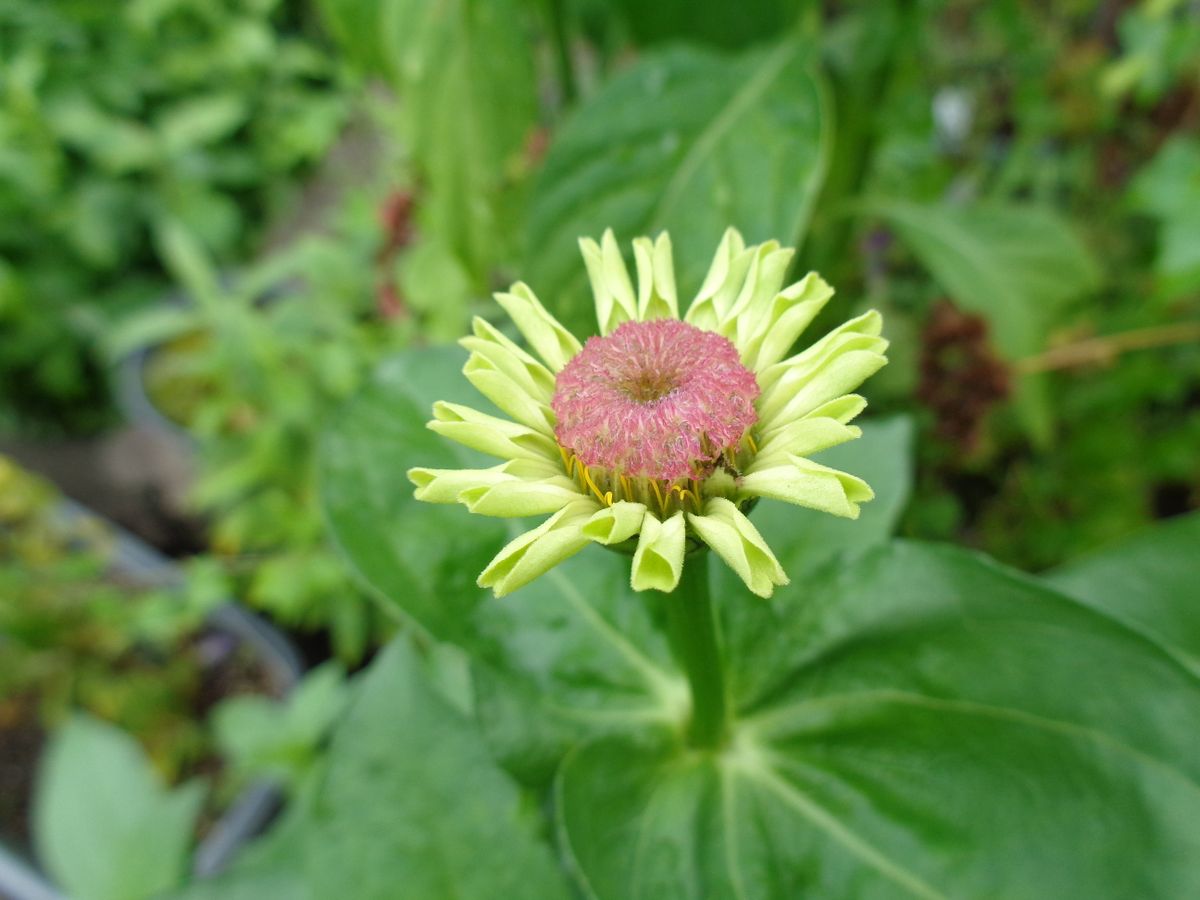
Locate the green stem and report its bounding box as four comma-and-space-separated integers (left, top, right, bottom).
546, 0, 577, 105
666, 553, 729, 750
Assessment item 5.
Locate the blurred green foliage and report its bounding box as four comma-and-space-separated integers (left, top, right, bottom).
0, 457, 221, 780
109, 206, 405, 662
0, 0, 350, 432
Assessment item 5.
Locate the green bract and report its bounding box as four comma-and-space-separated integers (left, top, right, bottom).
407, 229, 888, 598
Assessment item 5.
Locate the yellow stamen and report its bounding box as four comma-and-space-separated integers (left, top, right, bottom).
560, 446, 577, 479
745, 432, 758, 454
581, 464, 608, 505
649, 479, 666, 515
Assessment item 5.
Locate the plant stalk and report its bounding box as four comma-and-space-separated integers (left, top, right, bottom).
667, 553, 729, 750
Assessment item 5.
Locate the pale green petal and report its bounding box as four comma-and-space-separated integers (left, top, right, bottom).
757, 347, 888, 432
408, 458, 569, 513
720, 241, 792, 342
428, 401, 560, 462
631, 510, 686, 592
633, 234, 679, 320
688, 497, 788, 598
738, 272, 835, 373
580, 229, 637, 334
493, 282, 582, 373
581, 501, 646, 545
738, 457, 875, 519
461, 356, 555, 434
803, 394, 868, 425
749, 418, 863, 473
408, 464, 511, 504
478, 500, 598, 597
755, 312, 888, 431
758, 310, 884, 394
458, 477, 582, 517
685, 227, 751, 331
460, 317, 556, 401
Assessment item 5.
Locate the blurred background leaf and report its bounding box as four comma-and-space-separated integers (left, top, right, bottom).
35, 716, 205, 900
527, 40, 829, 335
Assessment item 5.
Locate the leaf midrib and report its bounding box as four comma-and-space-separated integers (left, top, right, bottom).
544, 564, 682, 707
648, 41, 799, 233
740, 764, 950, 900
745, 688, 1200, 798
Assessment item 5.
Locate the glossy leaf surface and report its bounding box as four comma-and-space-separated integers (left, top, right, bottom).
558, 542, 1200, 898
527, 41, 828, 334
1048, 511, 1200, 673
178, 639, 570, 900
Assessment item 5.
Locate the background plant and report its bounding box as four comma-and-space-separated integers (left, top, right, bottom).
106, 201, 408, 662
0, 0, 350, 433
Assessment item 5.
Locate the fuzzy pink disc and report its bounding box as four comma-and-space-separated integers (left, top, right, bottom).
552, 319, 760, 481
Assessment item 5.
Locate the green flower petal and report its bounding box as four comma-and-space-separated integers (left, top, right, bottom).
688, 497, 788, 598
581, 501, 646, 545
631, 510, 686, 592
749, 418, 863, 473
685, 227, 751, 331
756, 312, 888, 430
737, 272, 834, 373
460, 317, 556, 402
478, 501, 598, 597
458, 478, 582, 518
461, 355, 555, 434
720, 240, 792, 339
408, 459, 569, 514
738, 457, 875, 519
459, 315, 559, 434
580, 229, 637, 334
633, 234, 679, 320
408, 464, 512, 505
803, 394, 868, 424
493, 282, 582, 373
428, 401, 560, 463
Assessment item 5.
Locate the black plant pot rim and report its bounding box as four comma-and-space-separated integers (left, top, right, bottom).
0, 500, 305, 900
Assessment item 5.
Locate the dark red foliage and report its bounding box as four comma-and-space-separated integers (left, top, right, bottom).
917, 299, 1012, 453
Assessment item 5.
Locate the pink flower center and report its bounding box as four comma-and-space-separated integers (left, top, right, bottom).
552, 319, 760, 482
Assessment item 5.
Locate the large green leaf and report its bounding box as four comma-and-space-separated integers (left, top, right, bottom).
557, 542, 1200, 898
319, 345, 506, 645
611, 0, 810, 50
175, 638, 571, 899
322, 353, 1200, 896
306, 638, 570, 899
319, 0, 536, 279
527, 41, 829, 335
34, 716, 205, 900
859, 199, 1101, 440
859, 200, 1100, 361
386, 0, 537, 277
1047, 511, 1200, 674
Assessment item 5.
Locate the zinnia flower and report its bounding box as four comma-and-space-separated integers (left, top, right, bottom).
408, 229, 888, 598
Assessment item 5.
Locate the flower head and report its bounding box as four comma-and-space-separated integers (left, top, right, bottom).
408, 229, 888, 598
553, 318, 759, 482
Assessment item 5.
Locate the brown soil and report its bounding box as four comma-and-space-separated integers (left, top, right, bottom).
0, 695, 45, 856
